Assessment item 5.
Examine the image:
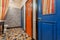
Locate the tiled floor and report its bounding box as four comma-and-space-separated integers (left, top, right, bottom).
0, 28, 32, 40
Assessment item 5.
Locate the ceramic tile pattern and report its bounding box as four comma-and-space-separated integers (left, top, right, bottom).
0, 28, 32, 40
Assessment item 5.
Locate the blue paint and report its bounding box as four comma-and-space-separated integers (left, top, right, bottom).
37, 0, 60, 40
21, 7, 24, 28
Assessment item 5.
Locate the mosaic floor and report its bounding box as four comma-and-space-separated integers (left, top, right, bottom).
0, 28, 32, 40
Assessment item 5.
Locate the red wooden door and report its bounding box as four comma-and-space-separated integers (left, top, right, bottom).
26, 0, 33, 37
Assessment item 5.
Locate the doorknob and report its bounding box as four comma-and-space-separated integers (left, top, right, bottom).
38, 18, 42, 20
37, 18, 42, 21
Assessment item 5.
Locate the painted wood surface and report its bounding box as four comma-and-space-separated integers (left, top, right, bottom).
33, 0, 37, 40
26, 0, 33, 37
37, 0, 59, 40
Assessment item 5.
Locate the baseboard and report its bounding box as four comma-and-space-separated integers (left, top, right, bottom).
7, 26, 22, 29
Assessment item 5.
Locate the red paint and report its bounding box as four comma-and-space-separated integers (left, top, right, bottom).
2, 0, 9, 20
47, 0, 50, 14
52, 0, 55, 13
26, 0, 33, 37
2, 0, 5, 20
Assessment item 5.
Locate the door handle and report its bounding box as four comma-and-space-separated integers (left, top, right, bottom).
37, 18, 42, 22
37, 18, 56, 24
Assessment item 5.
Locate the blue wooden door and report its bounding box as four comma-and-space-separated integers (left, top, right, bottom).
37, 0, 60, 40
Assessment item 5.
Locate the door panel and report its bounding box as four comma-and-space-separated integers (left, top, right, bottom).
37, 0, 58, 40
56, 0, 60, 40
37, 19, 57, 40
26, 0, 33, 37
21, 6, 24, 28
42, 23, 53, 40
42, 22, 56, 40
